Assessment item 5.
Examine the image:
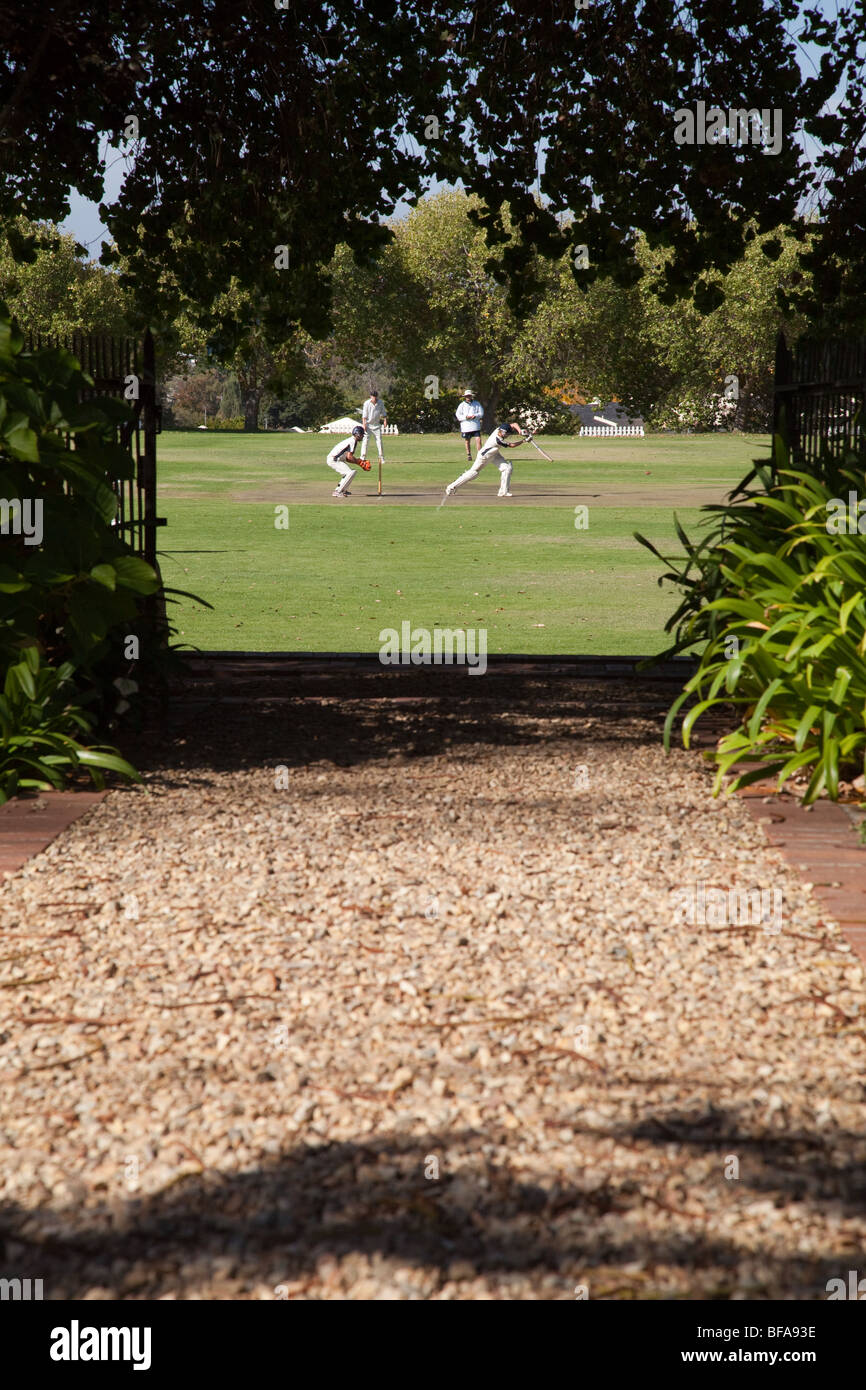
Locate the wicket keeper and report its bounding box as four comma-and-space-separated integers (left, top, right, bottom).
326, 424, 368, 497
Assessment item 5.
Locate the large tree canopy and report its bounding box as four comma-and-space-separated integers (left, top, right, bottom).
330, 191, 809, 429
1, 2, 862, 343
331, 191, 532, 426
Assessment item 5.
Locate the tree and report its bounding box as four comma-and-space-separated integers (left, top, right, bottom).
789, 3, 866, 330
329, 191, 812, 431
0, 3, 442, 347
173, 279, 318, 431
166, 369, 225, 429
510, 225, 810, 428
634, 228, 809, 428
1, 4, 860, 338
219, 376, 242, 421
0, 219, 130, 338
509, 262, 654, 415
331, 191, 552, 428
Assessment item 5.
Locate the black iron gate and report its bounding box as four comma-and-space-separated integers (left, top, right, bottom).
24, 327, 162, 567
773, 332, 866, 474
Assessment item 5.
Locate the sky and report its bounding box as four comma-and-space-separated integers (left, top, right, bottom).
60, 1, 846, 259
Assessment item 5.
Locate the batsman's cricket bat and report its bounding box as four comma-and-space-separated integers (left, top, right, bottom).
526, 435, 554, 462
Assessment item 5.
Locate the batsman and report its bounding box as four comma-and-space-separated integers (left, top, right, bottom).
443, 421, 531, 499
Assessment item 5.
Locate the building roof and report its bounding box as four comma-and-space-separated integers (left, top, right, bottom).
319, 416, 363, 433
569, 400, 644, 427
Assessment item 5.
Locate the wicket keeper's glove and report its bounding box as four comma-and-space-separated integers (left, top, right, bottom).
355, 456, 372, 470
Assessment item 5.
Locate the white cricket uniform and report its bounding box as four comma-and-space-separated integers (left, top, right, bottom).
326, 434, 359, 493
456, 399, 484, 435
448, 427, 515, 495
360, 397, 386, 460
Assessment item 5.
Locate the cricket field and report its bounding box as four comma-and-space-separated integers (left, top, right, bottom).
156, 431, 768, 655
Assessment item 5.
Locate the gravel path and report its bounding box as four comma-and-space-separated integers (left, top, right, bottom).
2, 672, 865, 1300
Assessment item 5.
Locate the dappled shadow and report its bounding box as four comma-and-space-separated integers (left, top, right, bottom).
1, 1113, 860, 1299
621, 1109, 866, 1212
130, 670, 689, 777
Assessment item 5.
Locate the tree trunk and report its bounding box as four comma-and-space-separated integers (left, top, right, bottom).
482, 384, 501, 433
242, 389, 262, 431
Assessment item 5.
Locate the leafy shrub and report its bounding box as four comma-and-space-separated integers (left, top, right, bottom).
635, 453, 781, 663
0, 311, 160, 674
0, 646, 139, 804
205, 416, 245, 430
637, 434, 866, 802
0, 304, 165, 794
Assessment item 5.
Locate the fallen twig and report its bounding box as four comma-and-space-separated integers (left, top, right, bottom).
0, 974, 54, 989
14, 1039, 107, 1077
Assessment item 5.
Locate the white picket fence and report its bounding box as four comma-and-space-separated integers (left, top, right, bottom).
319, 422, 400, 434
580, 425, 645, 437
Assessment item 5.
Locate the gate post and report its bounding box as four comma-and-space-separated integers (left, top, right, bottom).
141, 329, 158, 569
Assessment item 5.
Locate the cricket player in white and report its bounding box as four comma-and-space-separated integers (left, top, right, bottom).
360, 390, 387, 464
456, 389, 484, 461
444, 422, 526, 498
326, 425, 365, 497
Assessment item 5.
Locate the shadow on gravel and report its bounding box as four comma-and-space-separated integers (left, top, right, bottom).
132, 673, 683, 778
623, 1110, 866, 1212
1, 1117, 858, 1299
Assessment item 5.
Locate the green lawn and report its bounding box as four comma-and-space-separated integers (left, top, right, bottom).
155, 430, 768, 654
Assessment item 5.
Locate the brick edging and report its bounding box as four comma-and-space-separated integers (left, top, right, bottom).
740, 786, 866, 966
0, 791, 106, 879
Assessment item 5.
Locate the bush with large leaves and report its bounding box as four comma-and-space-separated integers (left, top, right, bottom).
0, 304, 159, 795
0, 647, 139, 804
637, 436, 866, 803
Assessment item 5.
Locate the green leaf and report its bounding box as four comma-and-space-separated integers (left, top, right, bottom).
747, 678, 785, 742
0, 563, 28, 592
75, 748, 141, 781
5, 660, 36, 701
727, 761, 787, 793
793, 704, 822, 751
682, 696, 723, 749
111, 554, 159, 594
4, 420, 39, 462
90, 563, 117, 591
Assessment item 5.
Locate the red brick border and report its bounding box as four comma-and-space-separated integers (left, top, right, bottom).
0, 791, 106, 879
740, 786, 866, 966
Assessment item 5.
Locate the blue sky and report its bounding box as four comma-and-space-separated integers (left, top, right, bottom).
61, 1, 844, 258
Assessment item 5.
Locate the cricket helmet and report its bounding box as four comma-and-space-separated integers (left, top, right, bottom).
351, 425, 364, 438
496, 423, 517, 435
